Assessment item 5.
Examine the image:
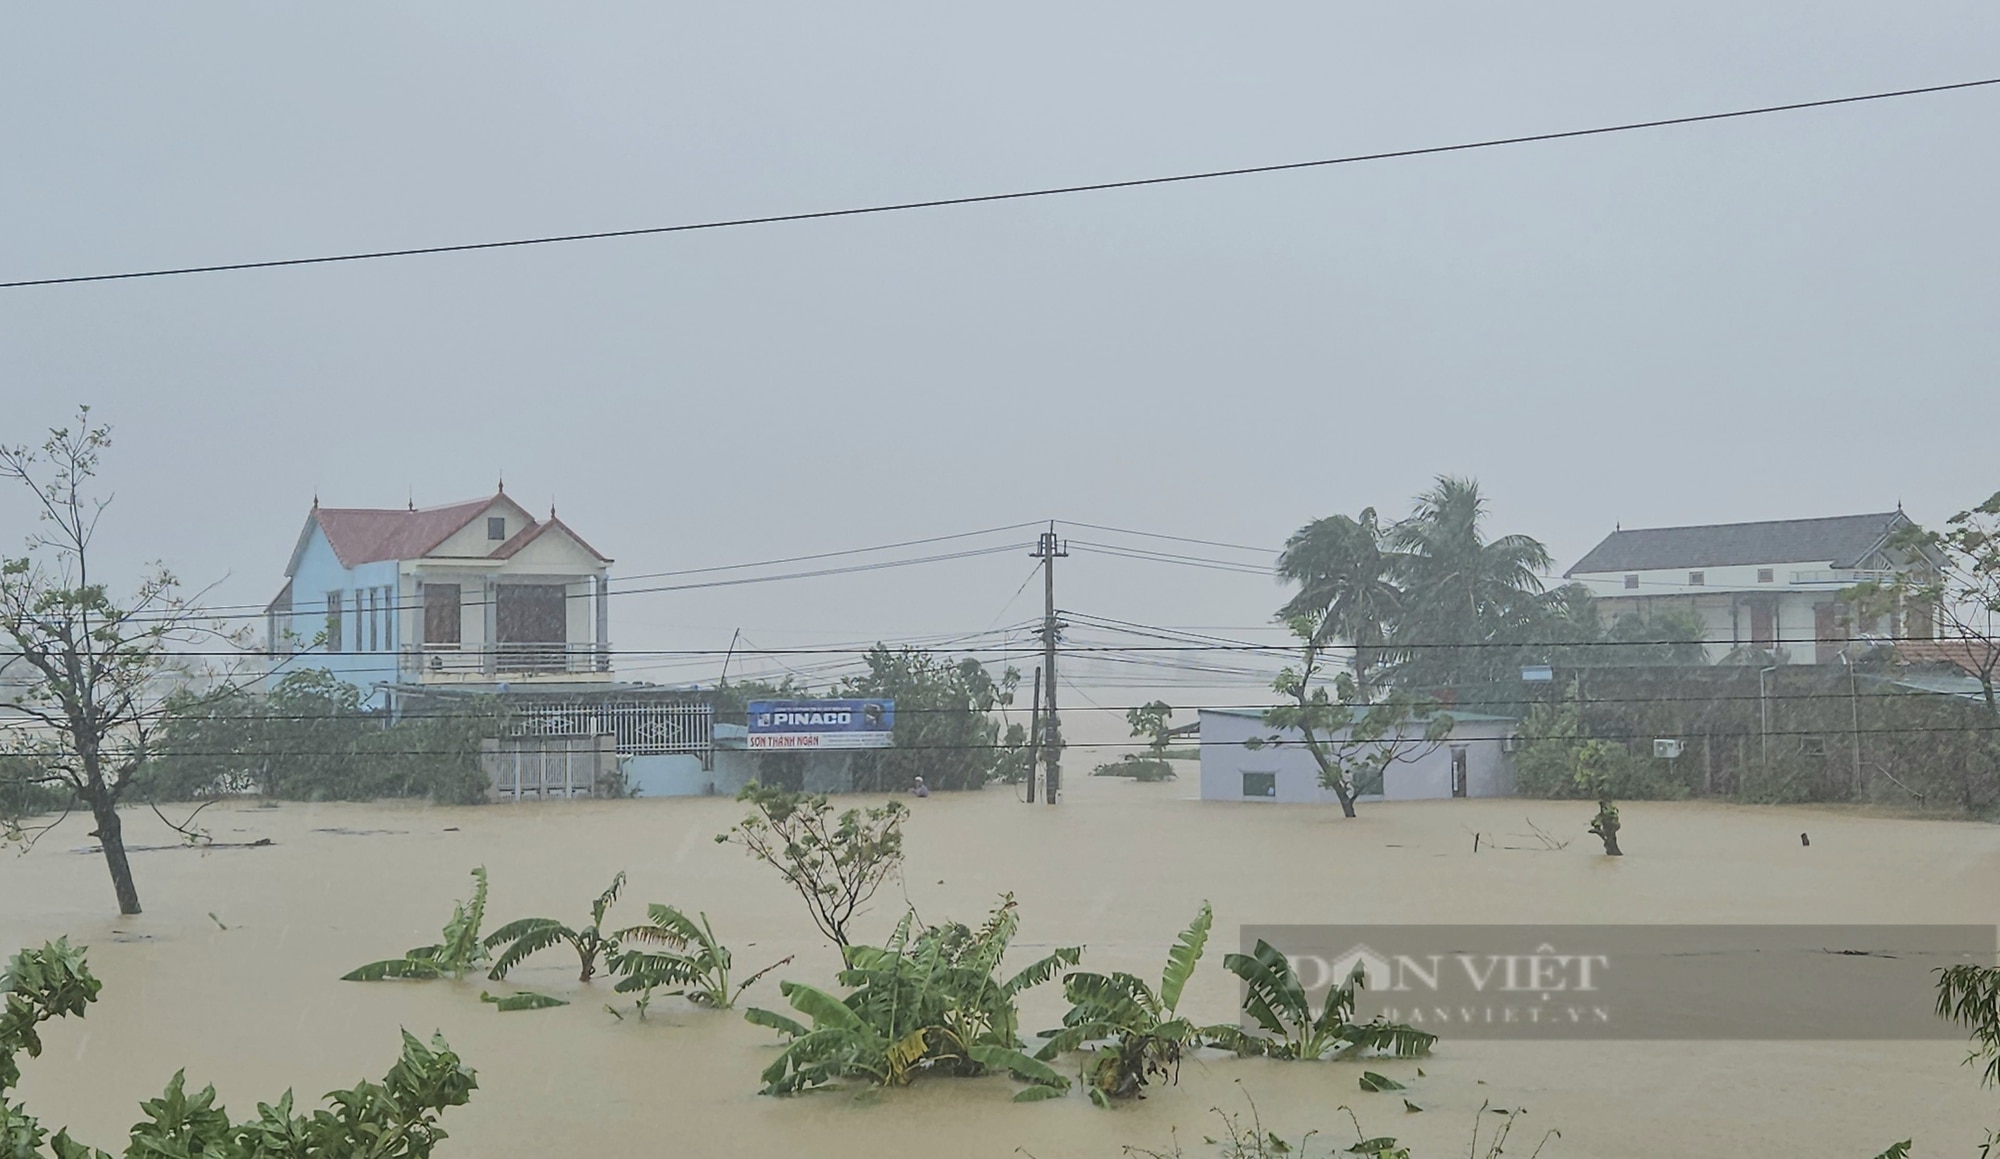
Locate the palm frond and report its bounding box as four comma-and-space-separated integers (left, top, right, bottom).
1158, 901, 1211, 1014
484, 920, 571, 981
342, 957, 447, 982
1002, 946, 1082, 996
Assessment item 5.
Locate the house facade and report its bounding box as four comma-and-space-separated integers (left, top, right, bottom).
1198, 708, 1517, 804
1562, 511, 1938, 665
265, 489, 613, 705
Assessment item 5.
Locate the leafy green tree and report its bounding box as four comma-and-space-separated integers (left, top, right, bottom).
0, 410, 235, 915
1859, 493, 2000, 714
1387, 476, 1553, 688
744, 895, 1076, 1099
839, 646, 1020, 791
1278, 508, 1402, 695
484, 873, 627, 983
1036, 902, 1213, 1107
4, 940, 475, 1158
146, 672, 493, 805
1094, 701, 1178, 781
1936, 961, 2000, 1156
1250, 614, 1452, 818
344, 868, 492, 981
1207, 940, 1436, 1061
717, 784, 907, 949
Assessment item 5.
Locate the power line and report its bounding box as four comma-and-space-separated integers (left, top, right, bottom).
1055, 521, 1279, 556
6, 77, 1996, 290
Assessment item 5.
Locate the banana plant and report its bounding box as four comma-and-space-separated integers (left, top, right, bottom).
609, 904, 792, 1014
483, 872, 626, 983
1036, 901, 1212, 1107
1207, 939, 1436, 1061
744, 894, 1078, 1100
343, 867, 491, 981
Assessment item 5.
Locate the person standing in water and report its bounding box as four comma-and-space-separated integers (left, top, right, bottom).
911, 776, 930, 798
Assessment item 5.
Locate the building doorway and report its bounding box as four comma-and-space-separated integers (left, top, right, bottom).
1450, 746, 1469, 798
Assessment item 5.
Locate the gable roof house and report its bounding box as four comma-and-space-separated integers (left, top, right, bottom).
1563, 511, 1940, 665
266, 489, 613, 705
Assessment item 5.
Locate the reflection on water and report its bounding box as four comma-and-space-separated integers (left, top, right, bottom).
6, 774, 1997, 1157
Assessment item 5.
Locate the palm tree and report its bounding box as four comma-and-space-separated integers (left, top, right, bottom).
1277, 508, 1401, 696
1388, 476, 1552, 687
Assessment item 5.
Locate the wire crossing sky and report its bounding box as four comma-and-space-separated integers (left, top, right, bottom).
5, 75, 1995, 289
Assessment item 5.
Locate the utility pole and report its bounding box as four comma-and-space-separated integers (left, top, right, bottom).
1032, 524, 1067, 804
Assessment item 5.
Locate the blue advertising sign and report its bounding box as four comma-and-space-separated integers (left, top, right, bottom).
746, 699, 895, 750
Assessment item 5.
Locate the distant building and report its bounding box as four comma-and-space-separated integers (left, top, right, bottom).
265, 489, 613, 706
1197, 708, 1517, 804
1563, 511, 1940, 665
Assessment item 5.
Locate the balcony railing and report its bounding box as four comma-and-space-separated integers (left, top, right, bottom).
401, 642, 612, 678
1790, 568, 1896, 586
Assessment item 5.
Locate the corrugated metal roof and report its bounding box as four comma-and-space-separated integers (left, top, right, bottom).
1565, 512, 1907, 576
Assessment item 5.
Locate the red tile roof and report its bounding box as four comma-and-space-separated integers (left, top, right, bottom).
489, 515, 611, 562
312, 497, 498, 567
1897, 638, 2000, 678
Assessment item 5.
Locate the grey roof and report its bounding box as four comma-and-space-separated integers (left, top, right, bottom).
1565, 512, 1909, 576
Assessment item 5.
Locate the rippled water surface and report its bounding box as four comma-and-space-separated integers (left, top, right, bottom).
6, 775, 1996, 1157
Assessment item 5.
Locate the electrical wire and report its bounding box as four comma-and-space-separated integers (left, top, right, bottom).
6, 77, 1996, 290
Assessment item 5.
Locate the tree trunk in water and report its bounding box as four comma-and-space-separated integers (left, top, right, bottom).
1334, 784, 1358, 819
88, 795, 142, 915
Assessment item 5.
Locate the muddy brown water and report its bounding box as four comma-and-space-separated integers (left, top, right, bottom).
5, 774, 1997, 1157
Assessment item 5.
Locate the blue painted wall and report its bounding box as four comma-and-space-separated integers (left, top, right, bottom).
269, 525, 401, 706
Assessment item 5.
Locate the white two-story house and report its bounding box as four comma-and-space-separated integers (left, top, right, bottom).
1563, 510, 1939, 665
265, 488, 613, 705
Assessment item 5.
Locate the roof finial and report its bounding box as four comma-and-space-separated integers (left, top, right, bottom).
549, 500, 557, 520
312, 492, 319, 510
408, 484, 415, 512
497, 472, 505, 494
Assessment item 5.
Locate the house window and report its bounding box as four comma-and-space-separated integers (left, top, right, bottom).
488, 516, 507, 541
1688, 571, 1705, 587
1242, 772, 1276, 799
424, 583, 462, 645
1623, 574, 1639, 590
1758, 568, 1774, 584
366, 588, 378, 653
325, 591, 343, 653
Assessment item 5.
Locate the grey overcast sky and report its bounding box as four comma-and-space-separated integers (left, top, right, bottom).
3, 3, 1997, 700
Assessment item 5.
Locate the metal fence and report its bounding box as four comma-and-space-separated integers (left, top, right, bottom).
505, 697, 714, 765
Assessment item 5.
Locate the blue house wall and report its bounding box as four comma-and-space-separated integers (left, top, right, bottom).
272, 528, 401, 707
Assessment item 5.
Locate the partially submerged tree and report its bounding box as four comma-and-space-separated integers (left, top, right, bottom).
1036, 901, 1213, 1107
716, 783, 907, 949
0, 409, 233, 915
611, 904, 791, 1014
485, 872, 627, 983
840, 646, 1022, 791
344, 868, 492, 981
1095, 700, 1178, 781
1208, 940, 1436, 1062
743, 894, 1076, 1099
1250, 613, 1452, 818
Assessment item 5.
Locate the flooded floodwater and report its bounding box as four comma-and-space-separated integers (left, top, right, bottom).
6, 774, 1997, 1157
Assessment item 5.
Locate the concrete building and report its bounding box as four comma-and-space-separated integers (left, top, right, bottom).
1563, 511, 1940, 665
1198, 707, 1517, 804
265, 488, 613, 706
